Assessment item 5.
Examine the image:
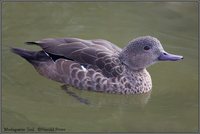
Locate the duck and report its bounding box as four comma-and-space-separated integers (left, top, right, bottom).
11, 36, 183, 94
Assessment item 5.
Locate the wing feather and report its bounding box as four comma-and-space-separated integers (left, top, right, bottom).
27, 37, 123, 77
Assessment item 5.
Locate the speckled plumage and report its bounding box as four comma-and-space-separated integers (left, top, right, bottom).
11, 36, 183, 94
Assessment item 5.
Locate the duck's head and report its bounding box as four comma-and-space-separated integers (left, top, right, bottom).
119, 36, 183, 71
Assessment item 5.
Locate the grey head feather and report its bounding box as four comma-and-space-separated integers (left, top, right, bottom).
119, 36, 164, 71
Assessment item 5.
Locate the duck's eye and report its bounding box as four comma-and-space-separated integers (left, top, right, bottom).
144, 46, 150, 50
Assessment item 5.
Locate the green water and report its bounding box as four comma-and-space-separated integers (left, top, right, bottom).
2, 1, 198, 133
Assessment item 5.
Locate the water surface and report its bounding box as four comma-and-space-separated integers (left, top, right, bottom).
2, 2, 198, 132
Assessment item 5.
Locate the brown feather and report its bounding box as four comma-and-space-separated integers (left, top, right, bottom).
27, 38, 123, 77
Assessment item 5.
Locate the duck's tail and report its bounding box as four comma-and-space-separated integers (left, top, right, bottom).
11, 48, 50, 65
11, 47, 66, 83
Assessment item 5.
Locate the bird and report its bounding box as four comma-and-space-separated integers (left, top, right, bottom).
11, 36, 183, 94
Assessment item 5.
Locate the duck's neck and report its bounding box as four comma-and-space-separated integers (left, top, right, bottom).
124, 66, 152, 94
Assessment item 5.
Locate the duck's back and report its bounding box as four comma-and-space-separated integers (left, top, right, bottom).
26, 38, 124, 77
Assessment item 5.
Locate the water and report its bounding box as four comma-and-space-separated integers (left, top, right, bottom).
2, 2, 198, 132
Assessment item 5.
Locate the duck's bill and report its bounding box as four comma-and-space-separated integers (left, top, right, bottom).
158, 52, 183, 61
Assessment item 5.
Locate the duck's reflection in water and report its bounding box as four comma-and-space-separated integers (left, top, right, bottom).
61, 85, 152, 107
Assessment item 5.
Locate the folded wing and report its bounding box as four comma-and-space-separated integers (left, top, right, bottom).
26, 38, 123, 77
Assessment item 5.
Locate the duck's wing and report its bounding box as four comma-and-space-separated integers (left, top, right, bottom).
26, 38, 124, 77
